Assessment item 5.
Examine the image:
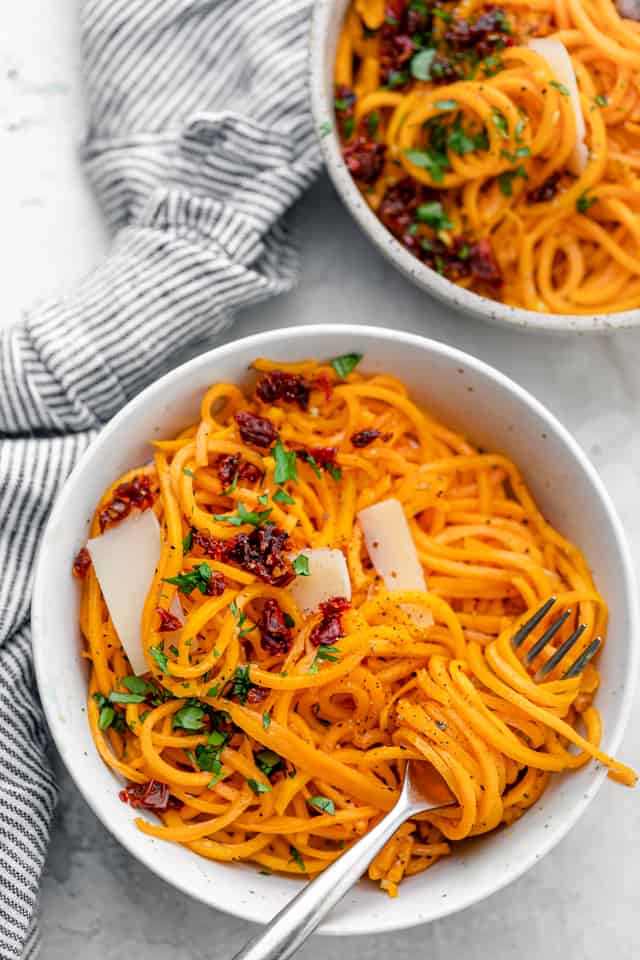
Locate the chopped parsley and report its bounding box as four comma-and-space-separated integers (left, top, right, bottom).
292, 554, 310, 576
410, 48, 437, 81
334, 97, 351, 111
289, 845, 306, 871
434, 99, 458, 111
498, 165, 527, 196
150, 644, 169, 674
213, 501, 272, 527
122, 676, 148, 695
164, 562, 213, 596
326, 463, 342, 482
206, 684, 220, 697
577, 192, 598, 213
343, 116, 355, 138
283, 613, 295, 628
595, 94, 608, 107
416, 201, 453, 232
405, 147, 448, 183
230, 599, 258, 638
304, 454, 322, 479
331, 353, 362, 378
257, 493, 269, 506
230, 665, 253, 704
273, 488, 295, 505
183, 468, 195, 477
550, 80, 569, 97
491, 109, 509, 139
222, 471, 239, 496
273, 439, 299, 484
247, 779, 272, 795
173, 703, 206, 731
432, 7, 452, 21
307, 796, 336, 815
367, 112, 380, 139
255, 748, 283, 777
501, 146, 531, 163
109, 691, 146, 704
182, 528, 194, 553
262, 710, 271, 731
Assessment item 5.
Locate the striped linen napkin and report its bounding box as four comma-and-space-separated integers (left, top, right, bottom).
0, 2, 320, 956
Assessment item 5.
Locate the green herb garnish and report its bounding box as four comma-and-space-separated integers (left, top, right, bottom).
577, 192, 598, 213
214, 501, 272, 527
255, 749, 283, 777
307, 796, 336, 815
150, 644, 169, 674
550, 80, 569, 96
289, 845, 306, 871
331, 353, 362, 378
273, 488, 295, 505
273, 439, 299, 484
416, 201, 453, 232
410, 48, 436, 81
262, 711, 271, 731
247, 779, 272, 795
292, 555, 310, 577
173, 703, 206, 731
182, 528, 194, 553
164, 562, 212, 596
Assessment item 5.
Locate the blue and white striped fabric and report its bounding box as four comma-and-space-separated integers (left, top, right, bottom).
0, 2, 320, 955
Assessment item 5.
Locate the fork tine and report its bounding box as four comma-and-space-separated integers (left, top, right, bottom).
562, 636, 602, 679
525, 608, 572, 663
535, 624, 587, 679
511, 596, 557, 648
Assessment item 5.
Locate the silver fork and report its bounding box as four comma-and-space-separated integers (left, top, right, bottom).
511, 595, 602, 680
231, 597, 601, 960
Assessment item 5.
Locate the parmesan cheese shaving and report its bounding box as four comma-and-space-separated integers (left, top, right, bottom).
528, 38, 588, 174
357, 498, 433, 628
87, 509, 182, 675
288, 548, 351, 613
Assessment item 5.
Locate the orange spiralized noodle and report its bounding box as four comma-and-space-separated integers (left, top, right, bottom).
335, 0, 640, 314
78, 358, 635, 897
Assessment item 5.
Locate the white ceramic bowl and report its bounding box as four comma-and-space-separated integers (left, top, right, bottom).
33, 325, 638, 934
309, 0, 640, 333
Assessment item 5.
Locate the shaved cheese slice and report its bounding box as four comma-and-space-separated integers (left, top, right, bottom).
616, 0, 640, 20
358, 498, 433, 628
528, 38, 588, 174
87, 509, 182, 675
288, 549, 351, 614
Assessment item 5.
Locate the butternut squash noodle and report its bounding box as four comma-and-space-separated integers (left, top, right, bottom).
76, 356, 635, 896
335, 0, 640, 314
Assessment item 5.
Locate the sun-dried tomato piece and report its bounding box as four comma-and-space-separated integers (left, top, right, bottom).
380, 178, 437, 251
72, 546, 91, 579
156, 607, 182, 632
351, 429, 382, 448
256, 370, 310, 410
380, 0, 414, 86
246, 685, 270, 704
310, 597, 350, 647
343, 138, 386, 184
238, 462, 263, 484
235, 411, 278, 448
307, 447, 338, 468
445, 7, 513, 58
98, 475, 155, 531
313, 372, 333, 403
204, 573, 227, 597
527, 172, 561, 204
258, 598, 293, 655
469, 238, 502, 285
119, 780, 180, 811
226, 524, 295, 587
216, 454, 263, 488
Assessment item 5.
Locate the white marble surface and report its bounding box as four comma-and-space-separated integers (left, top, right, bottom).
2, 3, 640, 958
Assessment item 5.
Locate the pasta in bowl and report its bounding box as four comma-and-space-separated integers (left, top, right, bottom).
32, 326, 638, 931
310, 0, 640, 329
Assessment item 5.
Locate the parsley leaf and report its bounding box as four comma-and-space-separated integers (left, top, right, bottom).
255, 748, 283, 777
577, 193, 598, 213
316, 644, 341, 662
98, 705, 114, 730
326, 463, 342, 482
183, 468, 195, 478
404, 148, 448, 183
109, 691, 146, 704
257, 493, 269, 506
343, 116, 355, 138
206, 684, 220, 697
164, 562, 212, 596
416, 201, 453, 232
230, 665, 252, 704
304, 454, 322, 479
122, 676, 148, 695
173, 704, 206, 730
182, 528, 194, 553
307, 796, 336, 815
595, 94, 608, 107
367, 112, 380, 139
491, 109, 509, 139
434, 99, 458, 111
410, 48, 437, 81
150, 644, 169, 674
292, 554, 310, 576
247, 778, 272, 795
283, 613, 295, 628
331, 353, 363, 378
230, 600, 258, 638
550, 80, 569, 96
273, 488, 295, 505
214, 501, 272, 527
273, 439, 299, 484
498, 166, 527, 196
222, 471, 239, 496
289, 845, 306, 871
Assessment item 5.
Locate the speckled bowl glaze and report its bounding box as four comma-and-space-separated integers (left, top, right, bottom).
33, 326, 638, 934
309, 0, 640, 333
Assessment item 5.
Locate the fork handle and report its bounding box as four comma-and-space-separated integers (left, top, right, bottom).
231, 799, 414, 960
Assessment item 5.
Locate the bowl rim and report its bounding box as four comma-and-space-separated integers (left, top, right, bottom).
32, 323, 639, 933
308, 0, 640, 333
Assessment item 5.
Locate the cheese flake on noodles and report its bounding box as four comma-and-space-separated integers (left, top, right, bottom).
288, 548, 351, 613
357, 498, 433, 627
528, 38, 588, 174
